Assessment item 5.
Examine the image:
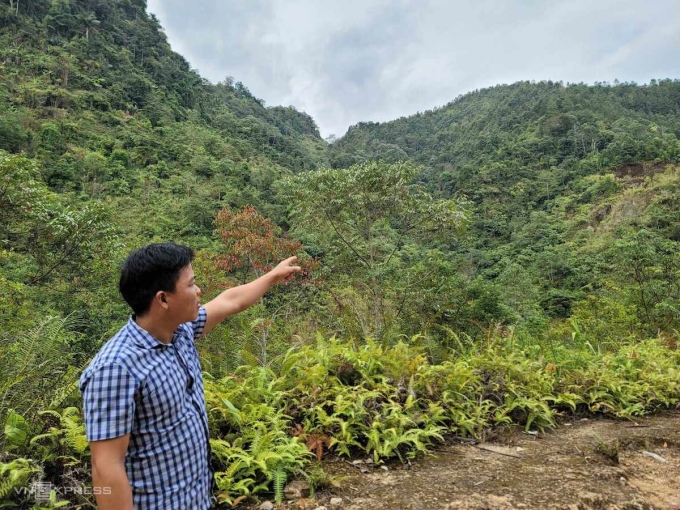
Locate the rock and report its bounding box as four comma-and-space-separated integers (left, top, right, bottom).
577, 491, 605, 506
445, 493, 514, 509
330, 497, 343, 506
259, 501, 274, 510
380, 465, 389, 471
284, 480, 311, 499
351, 459, 364, 465
346, 498, 371, 510
642, 450, 667, 463
314, 506, 328, 510
476, 444, 522, 458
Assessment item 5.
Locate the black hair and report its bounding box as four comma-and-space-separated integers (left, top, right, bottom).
119, 243, 194, 316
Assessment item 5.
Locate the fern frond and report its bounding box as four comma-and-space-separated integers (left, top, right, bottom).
0, 458, 41, 500
272, 464, 286, 505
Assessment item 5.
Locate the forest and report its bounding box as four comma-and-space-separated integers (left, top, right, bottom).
0, 0, 679, 508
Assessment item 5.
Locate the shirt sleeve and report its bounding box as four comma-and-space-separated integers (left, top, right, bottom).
80, 363, 139, 442
190, 305, 207, 339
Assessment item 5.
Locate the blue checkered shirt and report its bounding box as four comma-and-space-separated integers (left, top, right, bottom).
79, 307, 213, 509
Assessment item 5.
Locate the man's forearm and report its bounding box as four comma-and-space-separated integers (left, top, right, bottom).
202, 257, 300, 335
93, 464, 133, 510
217, 271, 278, 314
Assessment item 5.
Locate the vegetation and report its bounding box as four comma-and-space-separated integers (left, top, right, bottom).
0, 0, 679, 508
3, 332, 679, 507
329, 80, 680, 336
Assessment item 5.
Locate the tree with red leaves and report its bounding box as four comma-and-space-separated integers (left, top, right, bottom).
211, 205, 320, 366
214, 205, 318, 281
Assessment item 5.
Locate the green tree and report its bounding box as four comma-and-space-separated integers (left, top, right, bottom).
279, 161, 467, 339
610, 229, 680, 331
0, 150, 117, 287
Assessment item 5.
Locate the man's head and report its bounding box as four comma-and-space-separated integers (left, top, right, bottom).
119, 243, 201, 320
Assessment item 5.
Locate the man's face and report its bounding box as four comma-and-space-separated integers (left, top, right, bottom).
166, 264, 202, 324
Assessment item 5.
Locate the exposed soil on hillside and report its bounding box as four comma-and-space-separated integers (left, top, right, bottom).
612, 161, 671, 182
261, 411, 680, 510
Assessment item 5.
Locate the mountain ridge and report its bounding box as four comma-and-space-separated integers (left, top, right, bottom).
1, 0, 679, 339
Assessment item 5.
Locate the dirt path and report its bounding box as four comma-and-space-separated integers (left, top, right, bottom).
309, 411, 680, 510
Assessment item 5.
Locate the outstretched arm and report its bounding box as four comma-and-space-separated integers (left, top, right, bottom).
201, 256, 301, 337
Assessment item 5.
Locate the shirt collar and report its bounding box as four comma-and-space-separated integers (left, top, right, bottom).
126, 316, 180, 349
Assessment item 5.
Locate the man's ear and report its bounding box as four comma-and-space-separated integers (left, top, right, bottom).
156, 291, 169, 310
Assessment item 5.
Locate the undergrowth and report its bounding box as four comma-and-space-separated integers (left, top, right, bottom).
2, 332, 679, 507
200, 332, 679, 502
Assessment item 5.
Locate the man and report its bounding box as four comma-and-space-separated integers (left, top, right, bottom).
78, 243, 300, 509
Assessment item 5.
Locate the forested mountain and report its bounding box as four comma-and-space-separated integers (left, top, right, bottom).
0, 0, 328, 351
1, 2, 680, 507
3, 0, 679, 342
330, 81, 680, 334
0, 0, 327, 233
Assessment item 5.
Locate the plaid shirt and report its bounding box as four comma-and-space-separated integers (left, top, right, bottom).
79, 307, 213, 509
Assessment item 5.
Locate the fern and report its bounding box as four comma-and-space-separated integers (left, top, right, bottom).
0, 458, 41, 501
29, 407, 88, 466
0, 315, 81, 423
272, 464, 286, 504
10, 330, 670, 506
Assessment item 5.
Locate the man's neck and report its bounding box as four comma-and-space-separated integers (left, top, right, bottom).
134, 314, 178, 344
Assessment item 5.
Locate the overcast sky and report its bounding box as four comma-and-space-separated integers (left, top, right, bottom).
146, 0, 680, 137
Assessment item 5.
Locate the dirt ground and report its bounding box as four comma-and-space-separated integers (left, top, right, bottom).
281, 410, 680, 510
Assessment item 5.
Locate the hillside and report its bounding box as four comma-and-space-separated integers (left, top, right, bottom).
1, 0, 679, 343
0, 0, 327, 236
0, 0, 334, 371
330, 81, 680, 334
1, 2, 680, 509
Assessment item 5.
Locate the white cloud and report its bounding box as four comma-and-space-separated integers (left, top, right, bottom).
147, 0, 680, 137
